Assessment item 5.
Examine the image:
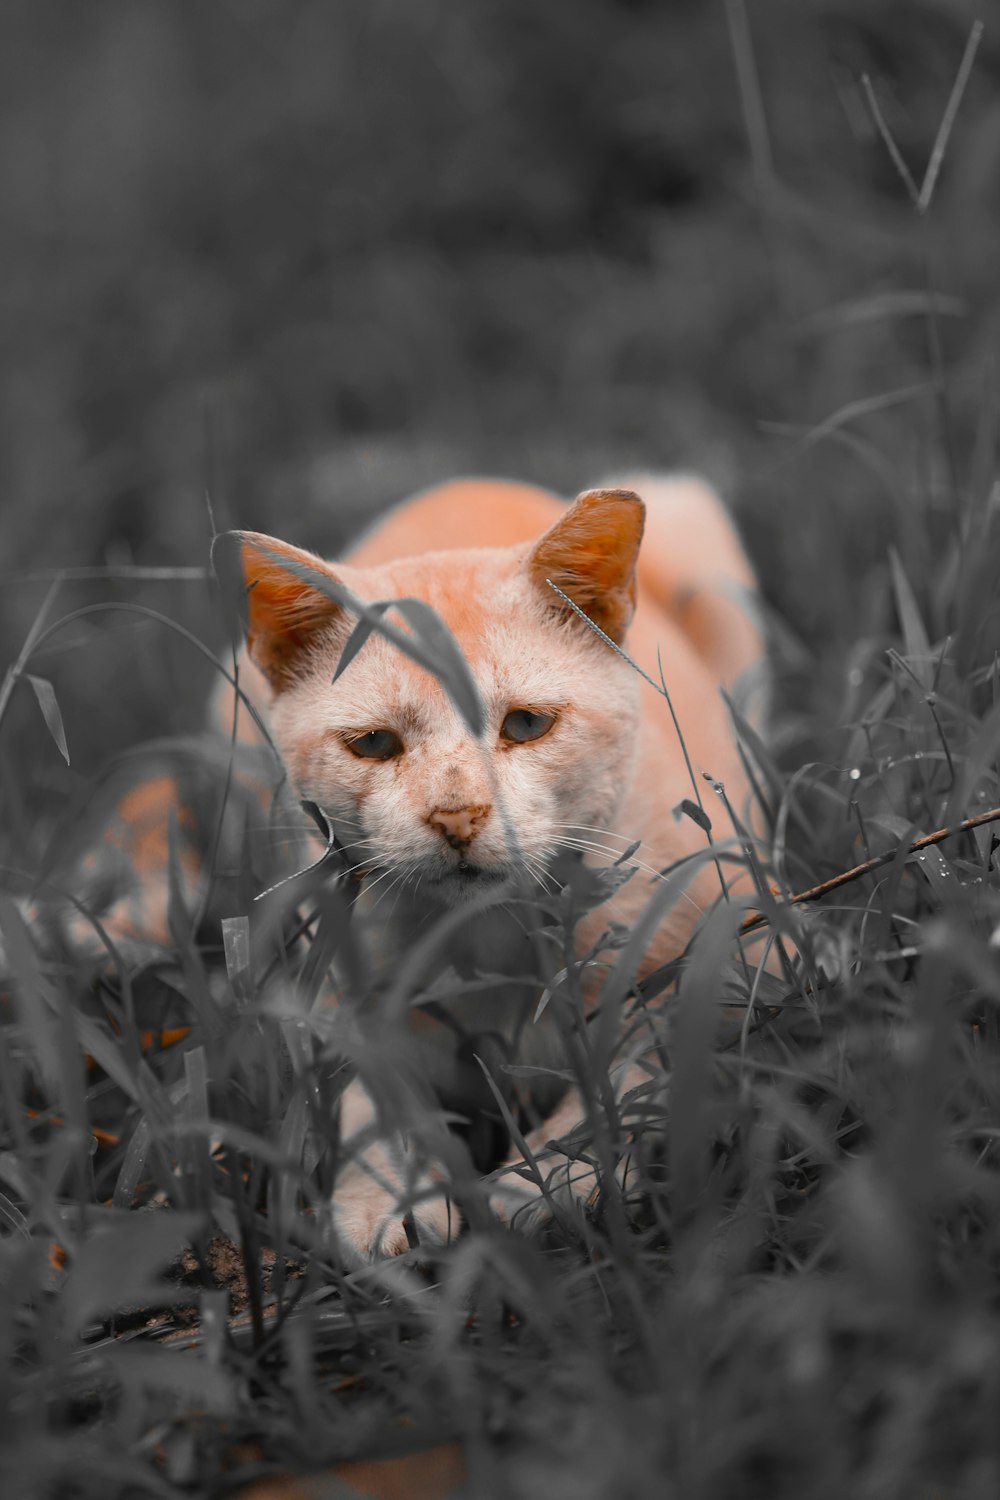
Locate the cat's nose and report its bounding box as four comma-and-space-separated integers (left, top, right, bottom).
426, 804, 491, 850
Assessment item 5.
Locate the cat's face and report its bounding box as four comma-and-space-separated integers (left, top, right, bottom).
238, 491, 644, 908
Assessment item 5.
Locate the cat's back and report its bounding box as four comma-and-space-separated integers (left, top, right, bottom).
345, 479, 564, 566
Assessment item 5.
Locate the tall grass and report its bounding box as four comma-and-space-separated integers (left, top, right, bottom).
3, 386, 1000, 1500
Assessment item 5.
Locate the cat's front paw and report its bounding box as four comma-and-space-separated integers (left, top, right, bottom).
489, 1156, 601, 1235
488, 1173, 552, 1235
330, 1143, 456, 1265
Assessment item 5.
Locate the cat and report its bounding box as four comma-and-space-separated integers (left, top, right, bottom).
1, 474, 769, 1265
218, 475, 771, 1263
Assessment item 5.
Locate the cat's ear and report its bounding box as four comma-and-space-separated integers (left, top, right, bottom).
235, 531, 347, 691
527, 488, 645, 644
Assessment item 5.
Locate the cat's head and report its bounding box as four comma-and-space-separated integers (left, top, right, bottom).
236, 490, 645, 907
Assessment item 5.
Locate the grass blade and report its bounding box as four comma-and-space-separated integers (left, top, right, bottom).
61, 1210, 203, 1338
919, 20, 985, 213
24, 675, 70, 764
386, 597, 486, 738
669, 901, 744, 1231
888, 546, 932, 688
242, 541, 486, 736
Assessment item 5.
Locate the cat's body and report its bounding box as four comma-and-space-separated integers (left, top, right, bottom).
7, 475, 768, 1264
224, 475, 769, 1261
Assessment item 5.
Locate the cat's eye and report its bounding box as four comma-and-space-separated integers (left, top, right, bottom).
500, 709, 555, 745
345, 729, 404, 761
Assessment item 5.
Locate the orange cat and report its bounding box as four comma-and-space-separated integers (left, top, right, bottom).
223, 475, 769, 1263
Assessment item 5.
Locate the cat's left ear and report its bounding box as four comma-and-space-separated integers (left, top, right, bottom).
527, 488, 645, 644
231, 531, 349, 692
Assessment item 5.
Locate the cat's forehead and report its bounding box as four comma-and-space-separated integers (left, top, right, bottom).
345, 548, 543, 674
325, 549, 573, 725
355, 548, 525, 635
331, 620, 564, 724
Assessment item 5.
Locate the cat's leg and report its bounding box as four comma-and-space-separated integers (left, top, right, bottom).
2, 772, 207, 970
329, 1075, 457, 1265
75, 774, 206, 951
7, 747, 278, 969
487, 1061, 655, 1234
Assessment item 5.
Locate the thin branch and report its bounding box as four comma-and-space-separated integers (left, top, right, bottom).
740, 803, 1000, 935
723, 0, 775, 194
545, 581, 664, 695
14, 566, 209, 584
760, 379, 943, 454
860, 73, 920, 206
919, 19, 984, 213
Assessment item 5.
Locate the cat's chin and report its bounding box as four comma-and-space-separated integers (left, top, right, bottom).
424, 862, 513, 906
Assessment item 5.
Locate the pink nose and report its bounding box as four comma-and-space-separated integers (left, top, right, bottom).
426, 804, 491, 850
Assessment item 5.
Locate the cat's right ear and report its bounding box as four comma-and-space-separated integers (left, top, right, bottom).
528, 488, 645, 645
214, 530, 347, 691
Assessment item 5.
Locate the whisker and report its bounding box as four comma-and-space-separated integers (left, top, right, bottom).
550, 837, 705, 918
551, 822, 650, 846
522, 854, 560, 894
258, 825, 379, 856
550, 835, 664, 881
348, 863, 402, 911
356, 858, 424, 919
323, 836, 381, 856
384, 865, 420, 924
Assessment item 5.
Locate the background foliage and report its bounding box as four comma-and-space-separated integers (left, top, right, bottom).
1, 0, 997, 762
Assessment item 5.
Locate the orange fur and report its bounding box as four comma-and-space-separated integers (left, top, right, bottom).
237, 1441, 466, 1500
223, 474, 771, 1261
69, 773, 203, 949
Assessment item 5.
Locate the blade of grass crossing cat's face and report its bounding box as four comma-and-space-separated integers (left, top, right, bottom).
233, 532, 486, 735
528, 489, 645, 646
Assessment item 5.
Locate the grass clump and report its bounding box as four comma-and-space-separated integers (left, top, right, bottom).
3, 377, 1000, 1500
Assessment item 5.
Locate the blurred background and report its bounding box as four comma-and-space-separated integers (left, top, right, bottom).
0, 0, 997, 787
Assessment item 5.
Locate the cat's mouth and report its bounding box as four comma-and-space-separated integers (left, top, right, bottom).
439, 861, 508, 884
427, 860, 511, 894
